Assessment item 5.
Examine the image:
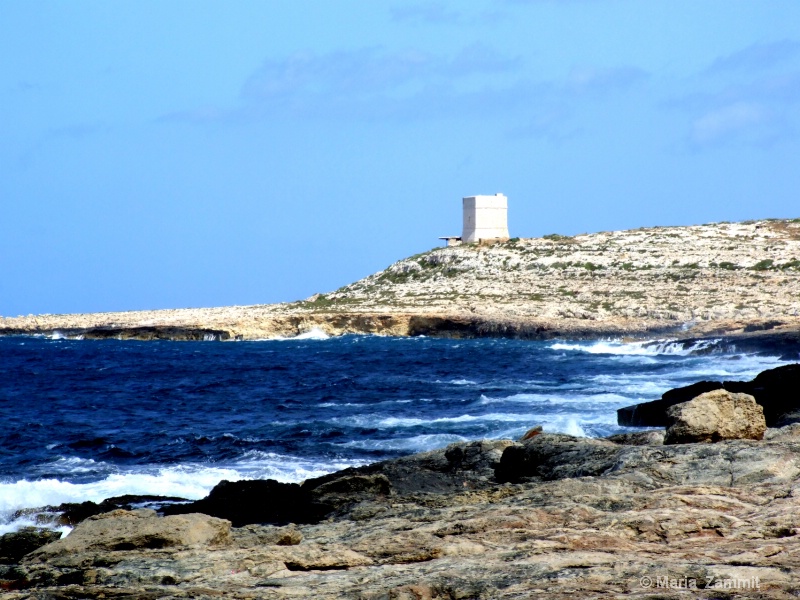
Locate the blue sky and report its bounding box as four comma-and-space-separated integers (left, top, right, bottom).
2, 1, 799, 316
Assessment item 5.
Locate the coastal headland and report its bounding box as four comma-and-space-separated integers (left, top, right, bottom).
2, 218, 800, 342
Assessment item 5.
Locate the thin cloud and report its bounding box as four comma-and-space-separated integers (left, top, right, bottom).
506, 107, 581, 143
445, 43, 522, 76
241, 48, 436, 99
707, 40, 800, 74
690, 102, 768, 145
670, 70, 800, 148
234, 45, 525, 122
390, 2, 461, 24
46, 123, 108, 140
162, 46, 648, 142
667, 40, 800, 149
566, 65, 648, 92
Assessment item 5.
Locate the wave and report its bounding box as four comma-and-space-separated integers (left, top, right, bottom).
258, 327, 332, 341
0, 452, 364, 535
445, 379, 477, 386
374, 413, 549, 428
491, 412, 619, 441
293, 328, 330, 340
478, 392, 633, 405
549, 339, 724, 357
340, 433, 469, 452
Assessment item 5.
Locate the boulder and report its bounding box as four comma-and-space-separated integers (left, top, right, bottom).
664, 389, 766, 444
162, 479, 332, 527
162, 441, 517, 528
617, 380, 724, 427
55, 494, 188, 526
27, 510, 232, 559
307, 474, 391, 513
0, 528, 62, 564
495, 434, 621, 483
739, 362, 800, 425
617, 363, 800, 427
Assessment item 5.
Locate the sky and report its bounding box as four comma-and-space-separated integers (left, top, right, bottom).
2, 1, 799, 316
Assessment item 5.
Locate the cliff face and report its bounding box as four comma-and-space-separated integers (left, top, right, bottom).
2, 219, 800, 340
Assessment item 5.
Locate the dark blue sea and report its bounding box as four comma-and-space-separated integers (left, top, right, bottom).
0, 332, 793, 534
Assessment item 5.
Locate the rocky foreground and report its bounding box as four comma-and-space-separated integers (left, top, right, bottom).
5, 372, 800, 599
1, 219, 800, 341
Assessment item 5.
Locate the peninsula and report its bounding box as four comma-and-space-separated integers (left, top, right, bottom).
2, 218, 800, 342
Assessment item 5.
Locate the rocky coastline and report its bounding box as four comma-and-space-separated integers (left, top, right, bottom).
5, 366, 800, 598
3, 219, 800, 598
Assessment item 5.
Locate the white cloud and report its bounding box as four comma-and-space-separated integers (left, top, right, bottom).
669, 41, 800, 149
690, 102, 767, 145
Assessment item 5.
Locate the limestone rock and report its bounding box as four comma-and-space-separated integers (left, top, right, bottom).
232, 524, 303, 547
618, 363, 800, 427
162, 479, 331, 526
0, 528, 62, 564
281, 544, 373, 570
618, 380, 725, 427
765, 423, 800, 441
27, 510, 231, 560
307, 473, 392, 513
11, 436, 800, 598
664, 389, 767, 444
495, 434, 621, 483
605, 430, 664, 445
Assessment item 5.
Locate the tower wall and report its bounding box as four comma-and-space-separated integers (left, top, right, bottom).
462, 194, 509, 243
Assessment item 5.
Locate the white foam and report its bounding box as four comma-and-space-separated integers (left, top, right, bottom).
375, 413, 554, 428
491, 412, 617, 440
341, 434, 469, 452
560, 418, 587, 437
0, 453, 364, 535
293, 328, 330, 340
674, 356, 788, 380
261, 327, 331, 341
479, 392, 633, 405
586, 374, 672, 396
549, 339, 723, 357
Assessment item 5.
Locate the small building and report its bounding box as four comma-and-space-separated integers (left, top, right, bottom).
438, 236, 463, 247
440, 193, 510, 246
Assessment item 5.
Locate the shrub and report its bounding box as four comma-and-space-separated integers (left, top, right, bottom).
752, 259, 775, 271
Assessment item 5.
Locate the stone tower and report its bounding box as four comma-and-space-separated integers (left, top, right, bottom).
462, 193, 509, 243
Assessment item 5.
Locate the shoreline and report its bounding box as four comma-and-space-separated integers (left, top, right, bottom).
2, 218, 799, 343
6, 426, 800, 598
2, 312, 799, 363
1, 307, 690, 341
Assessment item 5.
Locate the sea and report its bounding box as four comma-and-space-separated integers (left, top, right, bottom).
1, 330, 796, 535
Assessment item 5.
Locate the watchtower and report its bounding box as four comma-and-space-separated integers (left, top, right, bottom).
462, 193, 509, 243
